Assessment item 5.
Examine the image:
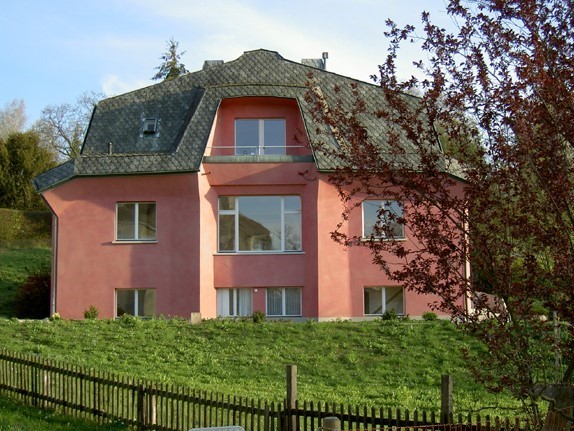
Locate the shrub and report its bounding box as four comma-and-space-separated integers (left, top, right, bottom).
381, 309, 398, 321
118, 313, 139, 326
422, 311, 438, 321
83, 305, 99, 320
14, 270, 51, 319
252, 310, 266, 323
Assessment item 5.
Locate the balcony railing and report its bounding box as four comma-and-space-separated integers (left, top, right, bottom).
205, 145, 312, 158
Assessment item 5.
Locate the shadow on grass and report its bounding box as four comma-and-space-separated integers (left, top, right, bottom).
0, 394, 129, 430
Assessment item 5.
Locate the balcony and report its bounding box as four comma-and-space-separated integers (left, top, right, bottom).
203, 144, 314, 163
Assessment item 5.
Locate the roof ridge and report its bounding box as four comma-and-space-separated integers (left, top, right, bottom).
204, 82, 308, 90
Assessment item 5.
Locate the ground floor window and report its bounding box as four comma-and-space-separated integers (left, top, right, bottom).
116, 289, 156, 317
266, 287, 301, 316
217, 288, 253, 317
364, 286, 404, 316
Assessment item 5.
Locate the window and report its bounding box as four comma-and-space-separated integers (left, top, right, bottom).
142, 118, 158, 135
218, 196, 302, 252
116, 289, 156, 317
235, 119, 285, 155
364, 286, 404, 315
362, 200, 404, 239
217, 288, 253, 317
267, 288, 302, 316
116, 202, 157, 241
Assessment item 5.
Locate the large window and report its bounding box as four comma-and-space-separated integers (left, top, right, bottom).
218, 196, 302, 253
267, 287, 302, 316
364, 286, 404, 316
116, 202, 157, 241
235, 119, 286, 155
116, 289, 156, 317
362, 200, 404, 239
216, 288, 253, 317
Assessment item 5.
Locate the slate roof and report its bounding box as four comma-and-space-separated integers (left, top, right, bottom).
34, 49, 439, 192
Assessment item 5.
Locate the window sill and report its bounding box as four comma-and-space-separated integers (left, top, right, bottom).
214, 251, 305, 256
360, 237, 406, 242
364, 313, 406, 316
113, 240, 158, 244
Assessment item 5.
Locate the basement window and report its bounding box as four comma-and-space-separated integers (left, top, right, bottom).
116, 289, 156, 317
142, 118, 158, 135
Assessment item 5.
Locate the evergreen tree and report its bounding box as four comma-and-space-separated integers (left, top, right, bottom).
0, 131, 56, 210
152, 38, 189, 81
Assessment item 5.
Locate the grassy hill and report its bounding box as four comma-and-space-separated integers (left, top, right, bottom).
0, 246, 522, 418
0, 317, 520, 417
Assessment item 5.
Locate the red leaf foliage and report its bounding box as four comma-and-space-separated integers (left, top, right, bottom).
306, 0, 574, 424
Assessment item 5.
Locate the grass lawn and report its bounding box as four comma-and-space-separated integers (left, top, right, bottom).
0, 317, 520, 418
0, 395, 128, 430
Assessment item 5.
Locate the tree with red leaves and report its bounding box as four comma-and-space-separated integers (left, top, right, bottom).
306, 0, 574, 426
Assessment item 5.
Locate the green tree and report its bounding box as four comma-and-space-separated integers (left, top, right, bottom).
152, 38, 189, 81
0, 131, 57, 210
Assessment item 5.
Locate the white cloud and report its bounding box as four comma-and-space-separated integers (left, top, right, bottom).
101, 74, 150, 97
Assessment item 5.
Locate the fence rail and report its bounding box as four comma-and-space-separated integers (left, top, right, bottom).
0, 350, 530, 431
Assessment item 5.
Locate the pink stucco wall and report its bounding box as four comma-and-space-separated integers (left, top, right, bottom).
42, 95, 466, 320
315, 180, 464, 318
43, 174, 200, 319
199, 161, 320, 318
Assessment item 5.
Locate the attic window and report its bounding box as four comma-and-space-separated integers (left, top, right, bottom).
142, 118, 158, 135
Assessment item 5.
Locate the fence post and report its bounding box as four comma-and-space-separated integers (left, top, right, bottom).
441, 374, 453, 424
137, 384, 147, 430
322, 417, 341, 431
42, 368, 49, 409
286, 365, 297, 431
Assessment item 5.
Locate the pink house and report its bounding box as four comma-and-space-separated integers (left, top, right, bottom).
34, 49, 464, 320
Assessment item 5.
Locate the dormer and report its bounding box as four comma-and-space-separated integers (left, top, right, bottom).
205, 97, 312, 160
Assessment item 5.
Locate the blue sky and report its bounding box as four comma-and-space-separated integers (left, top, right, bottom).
1, 0, 452, 126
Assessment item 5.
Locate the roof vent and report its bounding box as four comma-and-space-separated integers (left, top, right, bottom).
302, 52, 328, 70
203, 60, 224, 70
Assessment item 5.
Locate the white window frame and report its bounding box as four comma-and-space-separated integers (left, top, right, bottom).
218, 196, 302, 253
363, 286, 405, 316
216, 288, 253, 317
235, 119, 286, 155
266, 287, 302, 317
116, 202, 157, 242
362, 200, 405, 240
115, 288, 156, 317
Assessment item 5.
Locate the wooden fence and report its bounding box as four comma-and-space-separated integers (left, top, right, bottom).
0, 350, 531, 431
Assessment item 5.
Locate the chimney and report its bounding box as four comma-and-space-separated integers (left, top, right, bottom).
202, 60, 224, 70
301, 52, 328, 70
